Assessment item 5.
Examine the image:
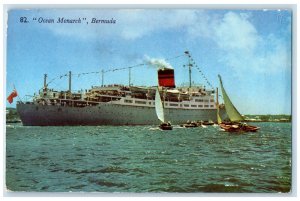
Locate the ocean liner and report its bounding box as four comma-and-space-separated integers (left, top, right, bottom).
16, 51, 225, 126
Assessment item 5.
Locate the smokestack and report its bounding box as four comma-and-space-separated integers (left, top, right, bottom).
158, 68, 175, 88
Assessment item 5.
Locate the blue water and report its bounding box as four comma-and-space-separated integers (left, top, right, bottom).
6, 122, 291, 193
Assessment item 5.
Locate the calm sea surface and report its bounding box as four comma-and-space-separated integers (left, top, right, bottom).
6, 122, 291, 193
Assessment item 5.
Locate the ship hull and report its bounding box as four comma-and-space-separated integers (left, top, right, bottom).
17, 102, 225, 126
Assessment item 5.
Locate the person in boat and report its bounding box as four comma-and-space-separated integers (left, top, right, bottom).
160, 121, 171, 126
191, 121, 198, 126
182, 120, 198, 127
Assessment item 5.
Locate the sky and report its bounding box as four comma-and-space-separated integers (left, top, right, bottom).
5, 9, 292, 115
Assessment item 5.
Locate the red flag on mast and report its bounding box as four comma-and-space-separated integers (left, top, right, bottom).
7, 89, 18, 104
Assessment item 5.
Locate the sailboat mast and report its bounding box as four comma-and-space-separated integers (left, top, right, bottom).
162, 88, 165, 121
216, 87, 219, 106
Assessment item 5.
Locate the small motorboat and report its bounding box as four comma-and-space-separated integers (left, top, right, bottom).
180, 121, 198, 128
219, 123, 242, 132
159, 122, 173, 130
240, 124, 260, 132
219, 123, 260, 133
202, 120, 215, 126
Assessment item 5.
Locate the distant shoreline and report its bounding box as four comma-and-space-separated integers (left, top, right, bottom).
243, 114, 291, 123
244, 120, 291, 123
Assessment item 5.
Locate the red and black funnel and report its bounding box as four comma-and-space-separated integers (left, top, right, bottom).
158, 68, 175, 88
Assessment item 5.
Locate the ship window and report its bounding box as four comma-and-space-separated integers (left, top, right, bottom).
170, 103, 178, 106
148, 102, 151, 105
210, 105, 214, 108
165, 103, 168, 106
198, 105, 203, 107
195, 99, 203, 102
204, 100, 209, 102
204, 105, 209, 107
191, 105, 197, 107
184, 104, 189, 107
125, 100, 133, 103
135, 101, 146, 104
210, 99, 214, 102
53, 93, 56, 97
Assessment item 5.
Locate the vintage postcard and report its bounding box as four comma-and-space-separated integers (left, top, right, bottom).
5, 7, 292, 193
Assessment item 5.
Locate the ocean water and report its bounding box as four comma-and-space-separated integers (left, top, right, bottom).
6, 122, 291, 193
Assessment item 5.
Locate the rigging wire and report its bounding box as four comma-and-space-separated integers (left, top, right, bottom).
183, 51, 214, 89
194, 64, 214, 89
44, 53, 185, 88
41, 53, 214, 89
43, 52, 216, 90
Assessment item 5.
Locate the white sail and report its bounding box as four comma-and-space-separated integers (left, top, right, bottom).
155, 88, 165, 123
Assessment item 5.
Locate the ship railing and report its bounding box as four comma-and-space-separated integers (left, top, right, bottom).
32, 98, 104, 107
17, 101, 33, 105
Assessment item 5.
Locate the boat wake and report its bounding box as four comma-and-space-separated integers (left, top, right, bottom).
149, 127, 160, 131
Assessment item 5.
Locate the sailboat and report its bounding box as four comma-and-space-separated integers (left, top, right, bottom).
217, 75, 259, 132
155, 87, 173, 130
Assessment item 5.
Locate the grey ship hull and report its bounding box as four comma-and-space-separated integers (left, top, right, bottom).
17, 102, 223, 126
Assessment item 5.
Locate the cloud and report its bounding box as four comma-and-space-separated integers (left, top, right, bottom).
36, 9, 291, 74
248, 34, 290, 73
214, 12, 259, 51
104, 9, 199, 40
209, 12, 291, 74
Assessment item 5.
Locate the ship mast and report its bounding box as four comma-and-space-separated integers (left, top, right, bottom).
129, 67, 132, 86
184, 51, 193, 89
188, 59, 192, 88
101, 69, 104, 87
69, 71, 72, 98
43, 74, 47, 91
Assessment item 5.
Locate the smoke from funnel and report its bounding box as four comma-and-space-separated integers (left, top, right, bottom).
144, 55, 174, 69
